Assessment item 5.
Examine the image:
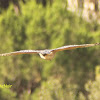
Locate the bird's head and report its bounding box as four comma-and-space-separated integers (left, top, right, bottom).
39, 51, 55, 60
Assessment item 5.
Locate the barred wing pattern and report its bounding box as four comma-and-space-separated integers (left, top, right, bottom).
0, 50, 41, 56
51, 43, 100, 52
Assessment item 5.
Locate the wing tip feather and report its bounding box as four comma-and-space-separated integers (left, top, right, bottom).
95, 43, 100, 46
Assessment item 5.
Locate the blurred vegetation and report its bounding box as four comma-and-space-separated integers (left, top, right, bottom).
0, 0, 100, 100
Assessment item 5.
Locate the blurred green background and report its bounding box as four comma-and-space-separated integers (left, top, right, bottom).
0, 0, 100, 100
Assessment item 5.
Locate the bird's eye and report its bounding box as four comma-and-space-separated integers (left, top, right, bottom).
43, 54, 47, 56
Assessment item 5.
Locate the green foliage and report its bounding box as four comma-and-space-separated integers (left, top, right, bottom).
0, 0, 100, 100
85, 66, 100, 100
85, 80, 100, 100
0, 88, 17, 100
32, 77, 77, 100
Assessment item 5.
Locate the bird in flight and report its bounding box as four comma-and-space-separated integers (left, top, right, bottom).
0, 43, 100, 60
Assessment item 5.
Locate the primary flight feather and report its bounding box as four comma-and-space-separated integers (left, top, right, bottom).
0, 43, 100, 60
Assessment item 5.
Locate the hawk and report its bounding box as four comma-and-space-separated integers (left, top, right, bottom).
0, 43, 100, 60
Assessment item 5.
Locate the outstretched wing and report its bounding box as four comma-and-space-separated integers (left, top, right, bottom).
51, 43, 100, 52
0, 50, 42, 56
